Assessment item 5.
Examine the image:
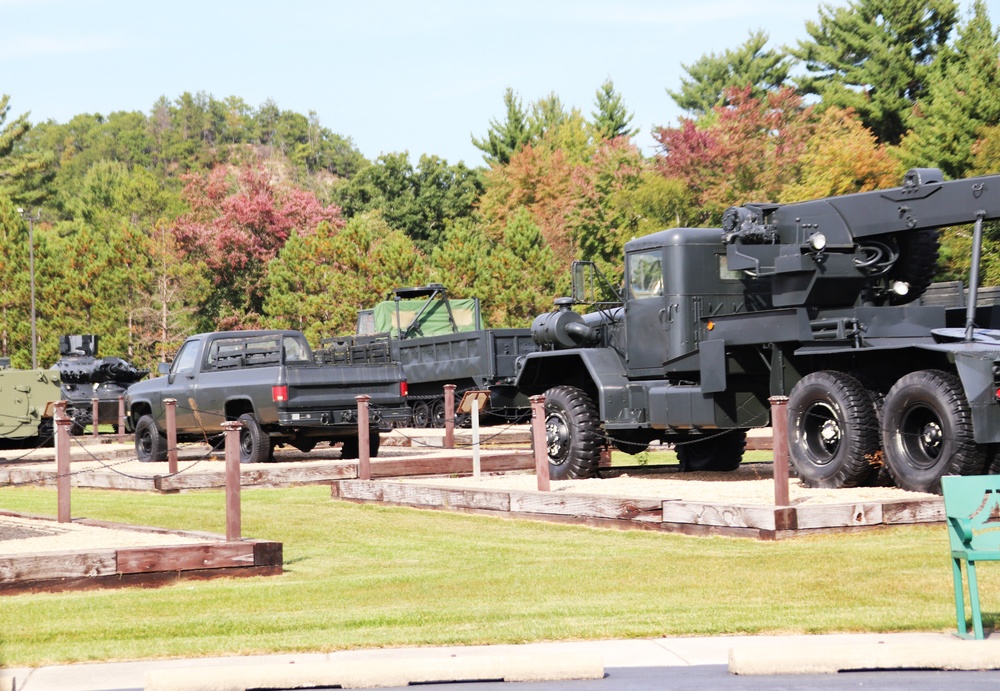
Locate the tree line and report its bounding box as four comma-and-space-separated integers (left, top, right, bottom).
1, 0, 999, 370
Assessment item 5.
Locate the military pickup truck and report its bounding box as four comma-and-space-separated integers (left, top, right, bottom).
125, 330, 409, 463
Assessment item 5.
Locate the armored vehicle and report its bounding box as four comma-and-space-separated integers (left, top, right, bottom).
0, 359, 61, 448
515, 169, 1000, 493
54, 335, 148, 431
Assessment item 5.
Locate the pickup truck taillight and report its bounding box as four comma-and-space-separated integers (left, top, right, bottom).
272, 385, 289, 403
400, 381, 408, 397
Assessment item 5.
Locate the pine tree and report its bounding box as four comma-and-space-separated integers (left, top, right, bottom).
471, 88, 532, 166
591, 78, 639, 140
668, 30, 792, 116
792, 0, 958, 145
899, 0, 1000, 177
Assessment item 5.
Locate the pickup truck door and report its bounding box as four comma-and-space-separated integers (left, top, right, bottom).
162, 339, 202, 433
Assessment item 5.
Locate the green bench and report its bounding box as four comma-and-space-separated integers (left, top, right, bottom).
943, 475, 1000, 639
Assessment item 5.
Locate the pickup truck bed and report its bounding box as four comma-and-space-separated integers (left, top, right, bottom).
126, 330, 408, 463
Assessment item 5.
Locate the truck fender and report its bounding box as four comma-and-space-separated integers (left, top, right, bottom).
515, 348, 632, 422
953, 352, 1000, 444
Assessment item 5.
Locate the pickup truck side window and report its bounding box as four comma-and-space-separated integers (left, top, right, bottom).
171, 340, 200, 374
627, 250, 663, 299
283, 336, 308, 362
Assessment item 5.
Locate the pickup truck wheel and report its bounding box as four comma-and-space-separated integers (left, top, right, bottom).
340, 430, 381, 459
881, 370, 987, 493
412, 401, 431, 428
541, 385, 600, 480
676, 430, 746, 472
135, 415, 167, 462
788, 371, 880, 488
237, 413, 272, 464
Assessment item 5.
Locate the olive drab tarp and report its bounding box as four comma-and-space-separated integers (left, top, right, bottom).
371, 298, 478, 338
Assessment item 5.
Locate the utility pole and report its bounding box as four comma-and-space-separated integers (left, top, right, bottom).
17, 208, 40, 369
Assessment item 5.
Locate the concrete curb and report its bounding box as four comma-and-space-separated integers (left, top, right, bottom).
0, 675, 14, 691
729, 640, 1000, 675
145, 650, 604, 690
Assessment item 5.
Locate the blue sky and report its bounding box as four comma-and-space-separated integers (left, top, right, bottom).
2, 0, 997, 167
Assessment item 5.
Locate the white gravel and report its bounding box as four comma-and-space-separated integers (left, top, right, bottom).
398, 464, 939, 505
0, 515, 215, 556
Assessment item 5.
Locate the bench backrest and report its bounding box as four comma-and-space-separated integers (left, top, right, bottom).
942, 475, 1000, 553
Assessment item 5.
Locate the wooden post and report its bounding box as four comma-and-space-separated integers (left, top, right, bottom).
471, 397, 481, 478
91, 397, 100, 439
117, 395, 126, 444
222, 420, 242, 541
530, 395, 550, 492
164, 398, 178, 474
356, 394, 371, 481
54, 401, 71, 523
769, 396, 790, 507
443, 384, 456, 449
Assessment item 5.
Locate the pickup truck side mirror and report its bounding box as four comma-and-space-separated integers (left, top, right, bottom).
158, 362, 171, 375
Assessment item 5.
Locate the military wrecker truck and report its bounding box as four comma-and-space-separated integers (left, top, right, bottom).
126, 330, 409, 463
321, 284, 537, 427
515, 168, 1000, 493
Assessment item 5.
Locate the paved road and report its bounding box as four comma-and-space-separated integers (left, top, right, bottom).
6, 632, 1000, 691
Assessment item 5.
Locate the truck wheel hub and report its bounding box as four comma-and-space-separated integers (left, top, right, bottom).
819, 420, 840, 445
545, 413, 569, 464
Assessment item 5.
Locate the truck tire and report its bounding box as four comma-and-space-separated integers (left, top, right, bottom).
788, 371, 880, 488
676, 430, 747, 472
135, 414, 167, 463
411, 401, 431, 428
541, 385, 601, 480
431, 399, 446, 428
340, 429, 381, 459
237, 413, 272, 464
881, 370, 988, 493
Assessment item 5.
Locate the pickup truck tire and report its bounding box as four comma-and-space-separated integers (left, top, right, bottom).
542, 385, 601, 480
881, 370, 987, 493
340, 430, 381, 459
676, 430, 746, 472
237, 413, 273, 464
788, 371, 880, 488
135, 415, 168, 462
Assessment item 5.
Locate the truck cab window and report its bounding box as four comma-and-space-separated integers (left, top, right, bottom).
283, 336, 306, 361
171, 341, 200, 374
627, 250, 663, 299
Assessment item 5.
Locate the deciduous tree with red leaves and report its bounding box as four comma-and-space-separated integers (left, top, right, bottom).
172, 162, 343, 329
653, 86, 815, 226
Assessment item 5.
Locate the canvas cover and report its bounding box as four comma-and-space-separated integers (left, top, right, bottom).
372, 298, 479, 338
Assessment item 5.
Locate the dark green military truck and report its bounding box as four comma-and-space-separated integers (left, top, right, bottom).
125, 330, 409, 463
516, 169, 1000, 493
323, 284, 537, 427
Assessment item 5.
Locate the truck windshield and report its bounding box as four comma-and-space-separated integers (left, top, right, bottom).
627, 250, 663, 299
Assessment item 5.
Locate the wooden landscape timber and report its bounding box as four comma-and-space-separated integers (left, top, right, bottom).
0, 449, 537, 492
332, 479, 944, 540
0, 511, 282, 594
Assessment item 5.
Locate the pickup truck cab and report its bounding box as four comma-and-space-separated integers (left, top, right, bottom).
126, 330, 408, 463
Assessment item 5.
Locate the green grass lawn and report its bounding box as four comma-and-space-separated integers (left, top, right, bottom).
0, 484, 991, 667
